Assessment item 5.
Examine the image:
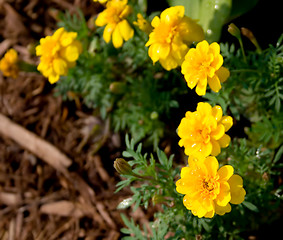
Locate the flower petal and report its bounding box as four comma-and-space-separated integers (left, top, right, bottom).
210, 139, 221, 156
118, 20, 134, 41
216, 182, 231, 206
208, 75, 221, 92
112, 25, 123, 48
204, 156, 219, 177
218, 165, 234, 181
216, 66, 230, 83
211, 105, 223, 122
218, 134, 231, 148
211, 124, 225, 140
228, 175, 246, 204
103, 23, 115, 43
221, 116, 233, 131
214, 202, 231, 216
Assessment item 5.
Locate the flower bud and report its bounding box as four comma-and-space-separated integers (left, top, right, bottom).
150, 111, 158, 120
152, 194, 165, 204
241, 27, 262, 53
228, 23, 241, 39
114, 158, 133, 175
109, 82, 126, 94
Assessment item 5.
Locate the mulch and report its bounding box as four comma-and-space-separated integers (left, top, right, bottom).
0, 0, 156, 239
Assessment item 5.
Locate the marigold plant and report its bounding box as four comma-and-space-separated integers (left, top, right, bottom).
36, 27, 82, 84
178, 102, 233, 157
145, 6, 204, 71
181, 40, 230, 96
176, 155, 246, 218
95, 0, 134, 48
0, 49, 19, 78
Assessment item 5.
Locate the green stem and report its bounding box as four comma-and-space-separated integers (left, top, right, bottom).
238, 37, 247, 63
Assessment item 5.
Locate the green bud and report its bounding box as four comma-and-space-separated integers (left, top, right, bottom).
114, 158, 133, 175
150, 111, 159, 120
228, 23, 241, 39
109, 82, 126, 94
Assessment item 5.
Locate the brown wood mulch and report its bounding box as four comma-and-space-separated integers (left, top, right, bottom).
0, 0, 155, 239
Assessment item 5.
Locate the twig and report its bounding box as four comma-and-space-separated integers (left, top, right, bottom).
0, 113, 72, 173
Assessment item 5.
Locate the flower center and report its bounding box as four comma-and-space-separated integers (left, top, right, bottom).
197, 126, 210, 144
202, 178, 215, 192
155, 23, 177, 44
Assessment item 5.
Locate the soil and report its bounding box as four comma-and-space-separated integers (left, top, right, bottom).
0, 0, 157, 239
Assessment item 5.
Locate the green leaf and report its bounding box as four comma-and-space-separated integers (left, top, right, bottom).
274, 145, 283, 164
167, 0, 200, 19
242, 201, 259, 212
199, 0, 232, 42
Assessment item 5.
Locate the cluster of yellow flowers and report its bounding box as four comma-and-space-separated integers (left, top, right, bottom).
0, 49, 19, 79
36, 27, 82, 84
176, 102, 246, 218
32, 2, 246, 219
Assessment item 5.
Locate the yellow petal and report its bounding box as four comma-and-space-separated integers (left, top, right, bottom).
211, 105, 223, 122
218, 134, 230, 148
95, 11, 108, 26
214, 202, 231, 216
211, 124, 225, 140
216, 182, 231, 206
197, 102, 212, 115
195, 80, 207, 96
118, 20, 134, 41
198, 141, 212, 157
210, 139, 221, 156
159, 54, 178, 71
64, 45, 80, 62
112, 26, 123, 48
228, 175, 246, 204
208, 75, 221, 92
103, 23, 115, 43
148, 44, 160, 63
218, 165, 234, 181
151, 16, 160, 28
221, 116, 233, 131
216, 66, 230, 83
48, 73, 60, 84
204, 156, 219, 177
53, 58, 67, 75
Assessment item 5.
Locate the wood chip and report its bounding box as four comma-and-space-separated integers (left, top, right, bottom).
0, 113, 72, 172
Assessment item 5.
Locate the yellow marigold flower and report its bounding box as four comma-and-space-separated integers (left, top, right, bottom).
0, 49, 19, 78
133, 13, 153, 35
145, 6, 204, 71
178, 102, 233, 157
36, 27, 82, 84
95, 0, 134, 48
176, 156, 246, 218
181, 40, 230, 96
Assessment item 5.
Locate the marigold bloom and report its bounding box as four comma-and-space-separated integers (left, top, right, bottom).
176, 156, 246, 218
145, 6, 204, 71
178, 102, 233, 157
133, 13, 153, 35
0, 49, 19, 78
36, 28, 82, 84
95, 0, 134, 48
181, 40, 230, 96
